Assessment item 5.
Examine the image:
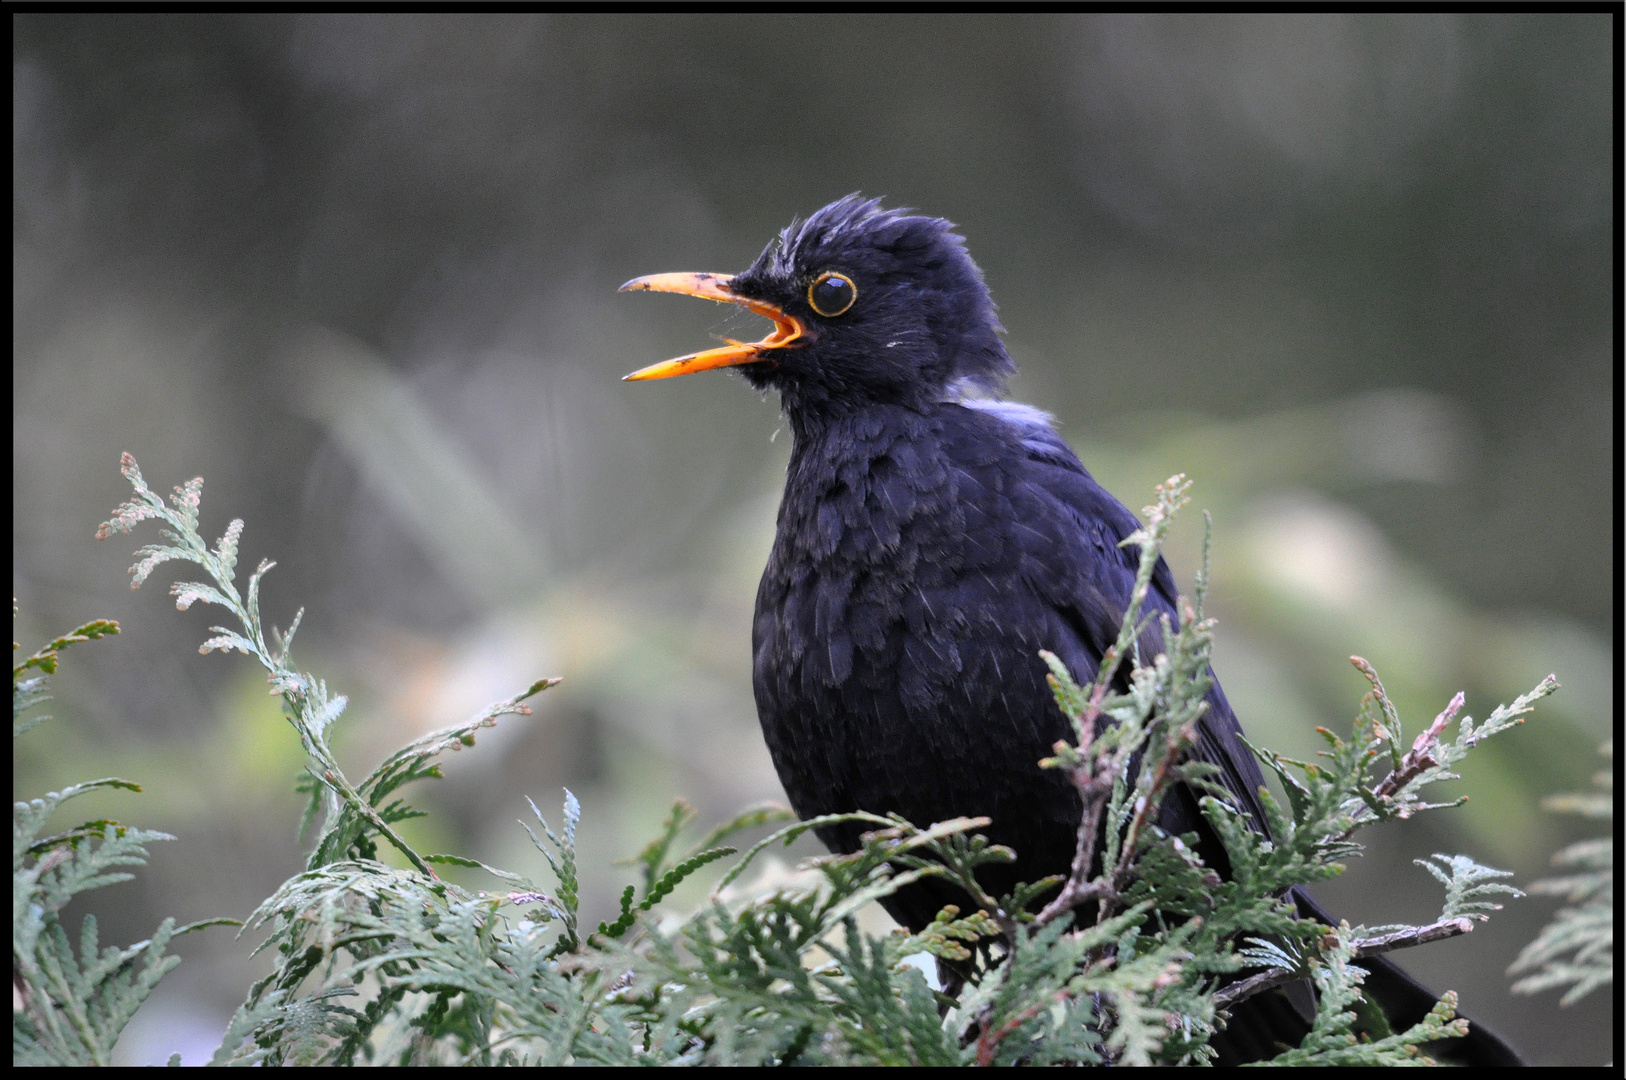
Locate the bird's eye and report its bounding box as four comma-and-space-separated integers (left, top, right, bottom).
807, 272, 857, 317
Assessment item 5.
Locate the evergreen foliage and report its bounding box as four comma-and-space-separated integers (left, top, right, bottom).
1508, 741, 1613, 1007
13, 611, 233, 1066
12, 454, 1571, 1064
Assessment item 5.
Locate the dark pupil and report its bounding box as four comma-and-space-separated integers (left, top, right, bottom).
814, 276, 852, 314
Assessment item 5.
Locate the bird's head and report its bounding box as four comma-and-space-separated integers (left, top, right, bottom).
621, 196, 1012, 426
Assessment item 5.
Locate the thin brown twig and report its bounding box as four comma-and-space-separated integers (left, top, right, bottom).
1031, 477, 1193, 932
1324, 688, 1468, 849
1371, 691, 1463, 804
1032, 676, 1119, 929
1099, 707, 1205, 925
1211, 917, 1476, 1009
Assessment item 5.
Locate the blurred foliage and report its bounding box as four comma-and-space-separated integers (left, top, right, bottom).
1508, 742, 1613, 1010
11, 13, 1611, 1064
13, 613, 234, 1066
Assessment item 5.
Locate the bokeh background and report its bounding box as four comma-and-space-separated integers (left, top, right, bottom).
13, 13, 1613, 1065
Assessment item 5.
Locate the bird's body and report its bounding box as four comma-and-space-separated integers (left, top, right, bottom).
753, 395, 1252, 931
621, 196, 1519, 1065
755, 399, 1088, 926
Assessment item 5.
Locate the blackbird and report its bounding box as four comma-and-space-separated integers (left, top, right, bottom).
620, 195, 1519, 1065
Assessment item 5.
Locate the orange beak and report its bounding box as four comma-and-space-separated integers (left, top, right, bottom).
619, 272, 805, 381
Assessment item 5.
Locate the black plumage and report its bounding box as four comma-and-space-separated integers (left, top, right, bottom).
621, 196, 1519, 1066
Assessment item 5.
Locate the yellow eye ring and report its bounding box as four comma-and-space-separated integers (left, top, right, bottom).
807, 271, 857, 317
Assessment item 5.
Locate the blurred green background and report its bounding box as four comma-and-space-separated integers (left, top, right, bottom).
13, 13, 1612, 1066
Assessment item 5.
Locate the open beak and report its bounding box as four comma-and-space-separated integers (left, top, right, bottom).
619, 272, 805, 381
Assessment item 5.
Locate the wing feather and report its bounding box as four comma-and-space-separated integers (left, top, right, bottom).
957, 400, 1272, 839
